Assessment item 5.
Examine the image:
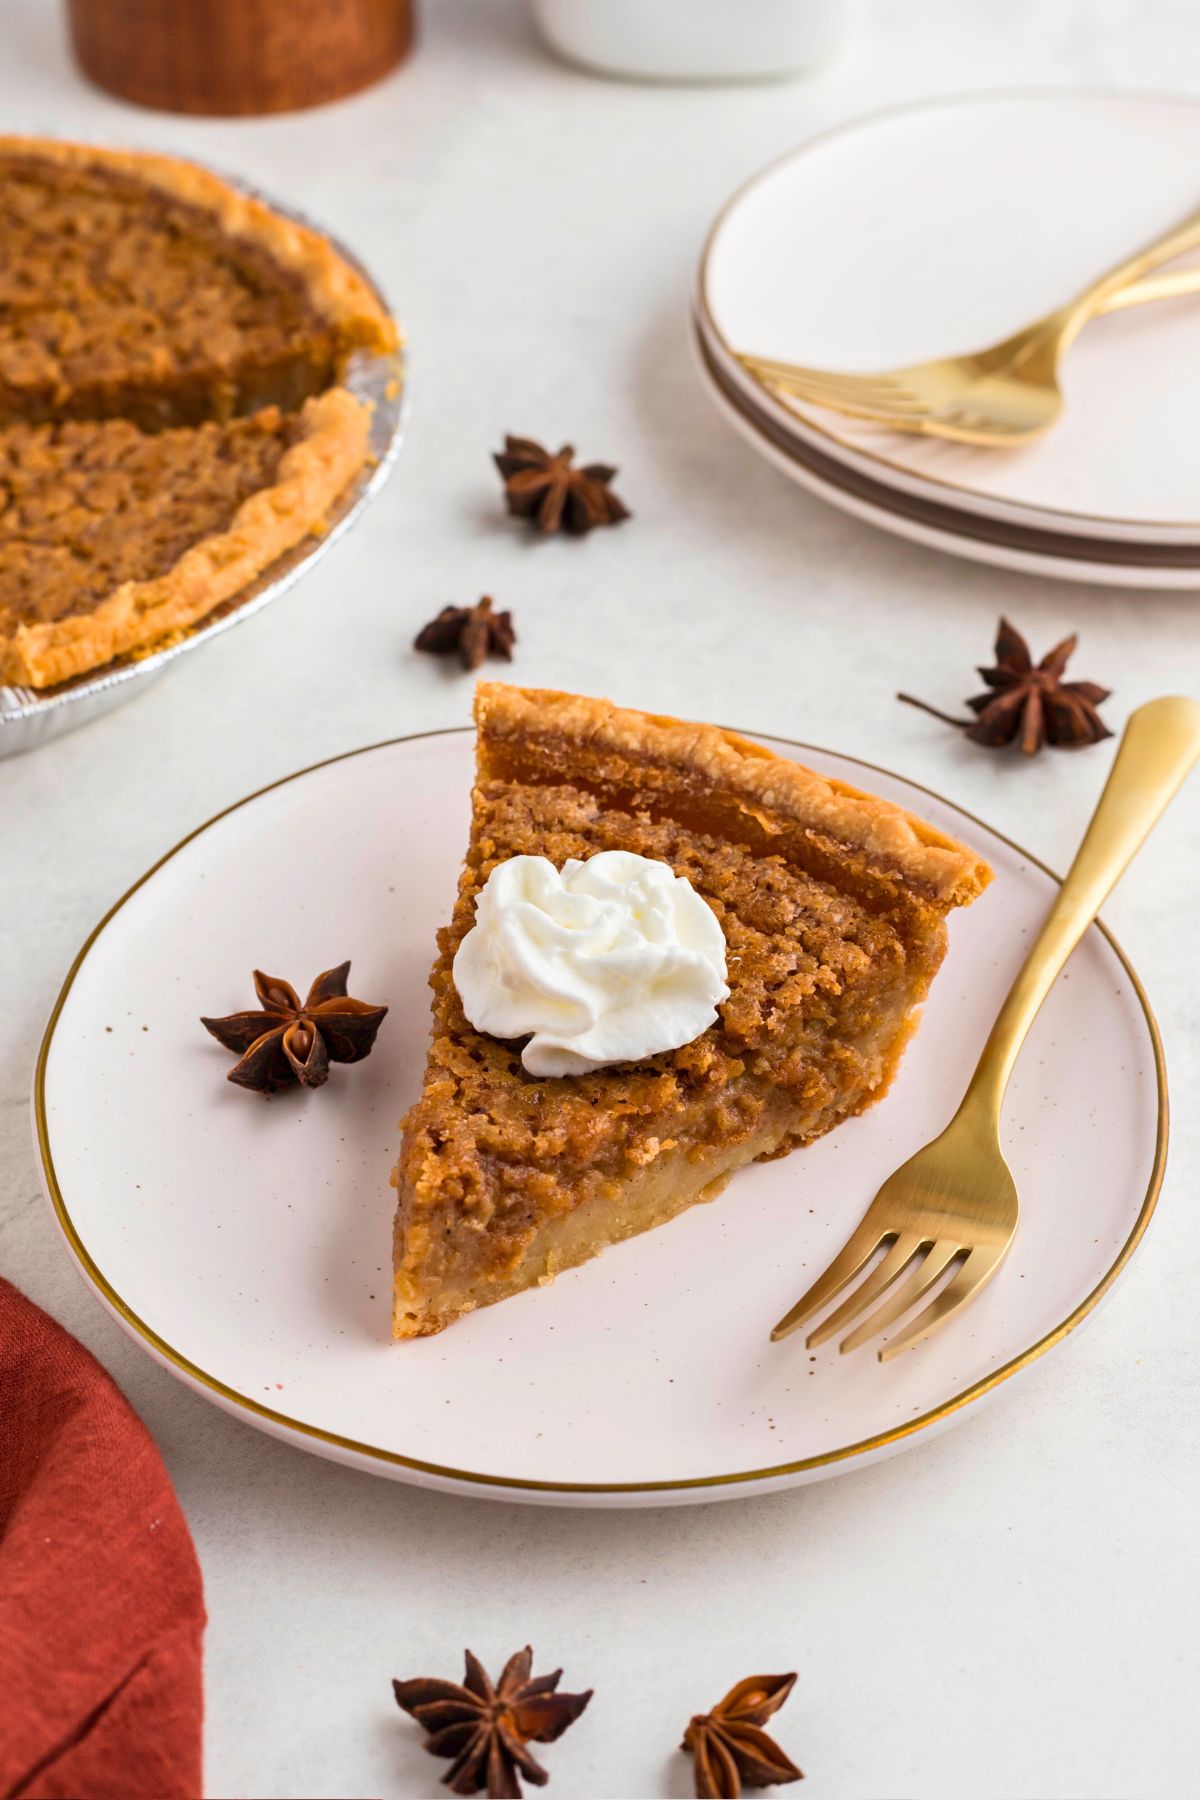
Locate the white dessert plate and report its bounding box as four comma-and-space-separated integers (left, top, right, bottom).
693, 316, 1200, 589
700, 91, 1200, 545
35, 729, 1165, 1507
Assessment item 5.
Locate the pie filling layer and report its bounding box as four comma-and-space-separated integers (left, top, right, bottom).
392, 687, 990, 1338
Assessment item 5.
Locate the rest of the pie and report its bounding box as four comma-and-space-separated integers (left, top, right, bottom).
0, 137, 397, 688
391, 684, 992, 1338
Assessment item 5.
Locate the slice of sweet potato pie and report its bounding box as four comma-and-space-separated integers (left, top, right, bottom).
391, 684, 990, 1338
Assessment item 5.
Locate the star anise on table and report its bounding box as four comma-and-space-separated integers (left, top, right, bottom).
200, 963, 388, 1094
393, 1646, 592, 1798
682, 1673, 803, 1799
415, 595, 516, 671
898, 616, 1113, 755
494, 435, 630, 535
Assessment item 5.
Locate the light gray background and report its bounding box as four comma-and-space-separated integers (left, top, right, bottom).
2, 4, 1198, 1796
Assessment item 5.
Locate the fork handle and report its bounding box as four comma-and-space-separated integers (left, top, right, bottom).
963, 696, 1200, 1116
1060, 205, 1200, 347
1098, 265, 1200, 314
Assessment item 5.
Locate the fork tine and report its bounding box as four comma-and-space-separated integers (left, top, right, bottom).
769, 1219, 889, 1342
756, 377, 933, 422
752, 370, 925, 410
767, 383, 930, 417
737, 354, 907, 397
877, 1244, 1008, 1362
836, 1238, 963, 1354
804, 1231, 925, 1348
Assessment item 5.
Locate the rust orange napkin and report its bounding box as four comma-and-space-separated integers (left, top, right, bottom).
0, 1278, 204, 1800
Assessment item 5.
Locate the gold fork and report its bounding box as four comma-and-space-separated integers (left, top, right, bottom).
736, 219, 1200, 447
772, 695, 1200, 1361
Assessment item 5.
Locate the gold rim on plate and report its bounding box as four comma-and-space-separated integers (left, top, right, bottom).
698, 85, 1200, 537
34, 728, 1168, 1497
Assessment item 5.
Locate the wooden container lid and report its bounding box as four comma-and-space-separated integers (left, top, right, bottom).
67, 0, 414, 116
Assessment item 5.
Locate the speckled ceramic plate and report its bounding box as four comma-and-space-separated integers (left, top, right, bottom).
0, 161, 405, 759
34, 729, 1165, 1507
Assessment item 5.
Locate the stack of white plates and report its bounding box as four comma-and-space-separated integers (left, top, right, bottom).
694, 92, 1200, 588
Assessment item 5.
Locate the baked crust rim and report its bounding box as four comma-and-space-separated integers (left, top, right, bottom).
1, 387, 370, 689
475, 682, 992, 907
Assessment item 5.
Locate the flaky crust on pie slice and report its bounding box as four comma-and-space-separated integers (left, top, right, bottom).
1, 388, 369, 689
391, 684, 992, 1338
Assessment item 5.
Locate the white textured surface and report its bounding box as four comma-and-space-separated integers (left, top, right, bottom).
1, 2, 1198, 1796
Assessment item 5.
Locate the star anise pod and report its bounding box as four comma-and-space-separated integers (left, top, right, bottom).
899, 616, 1112, 754
415, 596, 516, 671
682, 1673, 803, 1799
393, 1646, 591, 1798
200, 963, 388, 1094
493, 435, 630, 535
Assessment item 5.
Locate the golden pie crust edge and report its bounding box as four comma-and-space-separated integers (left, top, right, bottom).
475, 682, 993, 908
1, 387, 370, 689
0, 135, 398, 355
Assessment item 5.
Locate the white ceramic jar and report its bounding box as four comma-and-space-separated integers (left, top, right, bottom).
531, 0, 846, 83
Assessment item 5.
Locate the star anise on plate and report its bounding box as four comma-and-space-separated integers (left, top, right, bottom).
415, 596, 516, 671
393, 1646, 591, 1798
899, 616, 1112, 754
200, 963, 388, 1094
682, 1673, 803, 1799
494, 435, 630, 535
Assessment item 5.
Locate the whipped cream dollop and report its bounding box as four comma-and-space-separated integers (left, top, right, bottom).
452, 851, 730, 1077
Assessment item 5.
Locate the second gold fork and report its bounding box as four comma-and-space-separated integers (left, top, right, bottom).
737, 248, 1200, 447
